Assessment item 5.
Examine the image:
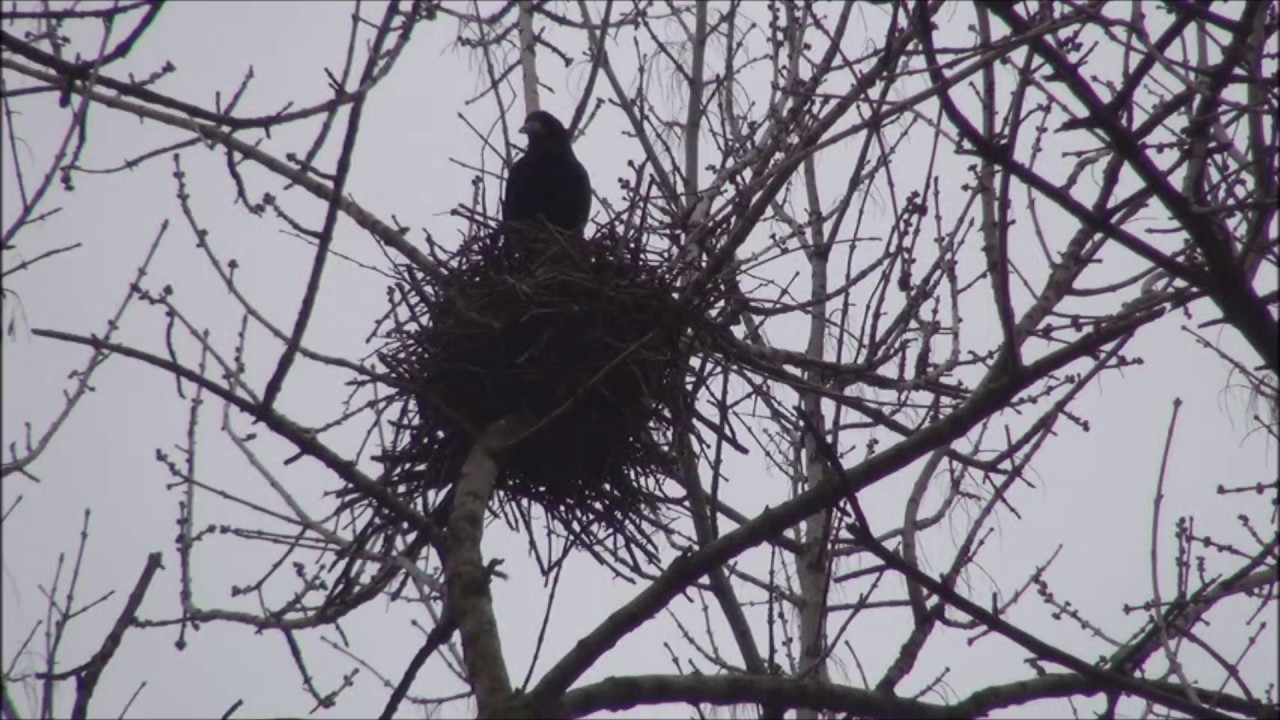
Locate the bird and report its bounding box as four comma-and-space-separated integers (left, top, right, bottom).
502, 110, 592, 234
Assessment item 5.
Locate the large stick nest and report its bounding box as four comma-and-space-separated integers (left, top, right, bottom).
356, 223, 708, 575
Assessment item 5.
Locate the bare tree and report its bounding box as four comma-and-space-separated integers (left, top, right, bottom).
2, 2, 1275, 719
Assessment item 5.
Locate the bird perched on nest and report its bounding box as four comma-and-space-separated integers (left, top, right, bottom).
503, 110, 592, 234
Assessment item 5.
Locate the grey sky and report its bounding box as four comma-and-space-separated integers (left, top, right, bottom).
2, 2, 1276, 718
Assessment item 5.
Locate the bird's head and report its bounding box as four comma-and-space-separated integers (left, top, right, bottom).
519, 110, 571, 148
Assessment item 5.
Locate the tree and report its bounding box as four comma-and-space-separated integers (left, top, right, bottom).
2, 1, 1276, 718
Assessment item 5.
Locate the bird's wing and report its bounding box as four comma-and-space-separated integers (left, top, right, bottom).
503, 149, 592, 232
569, 156, 592, 229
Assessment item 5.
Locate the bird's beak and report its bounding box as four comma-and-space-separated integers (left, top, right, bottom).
519, 119, 536, 135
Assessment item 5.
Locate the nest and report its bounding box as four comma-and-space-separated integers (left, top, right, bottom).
355, 222, 703, 576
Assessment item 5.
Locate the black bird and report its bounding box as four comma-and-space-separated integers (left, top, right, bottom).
503, 110, 592, 234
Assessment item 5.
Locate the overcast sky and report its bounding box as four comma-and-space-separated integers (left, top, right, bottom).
2, 2, 1276, 718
